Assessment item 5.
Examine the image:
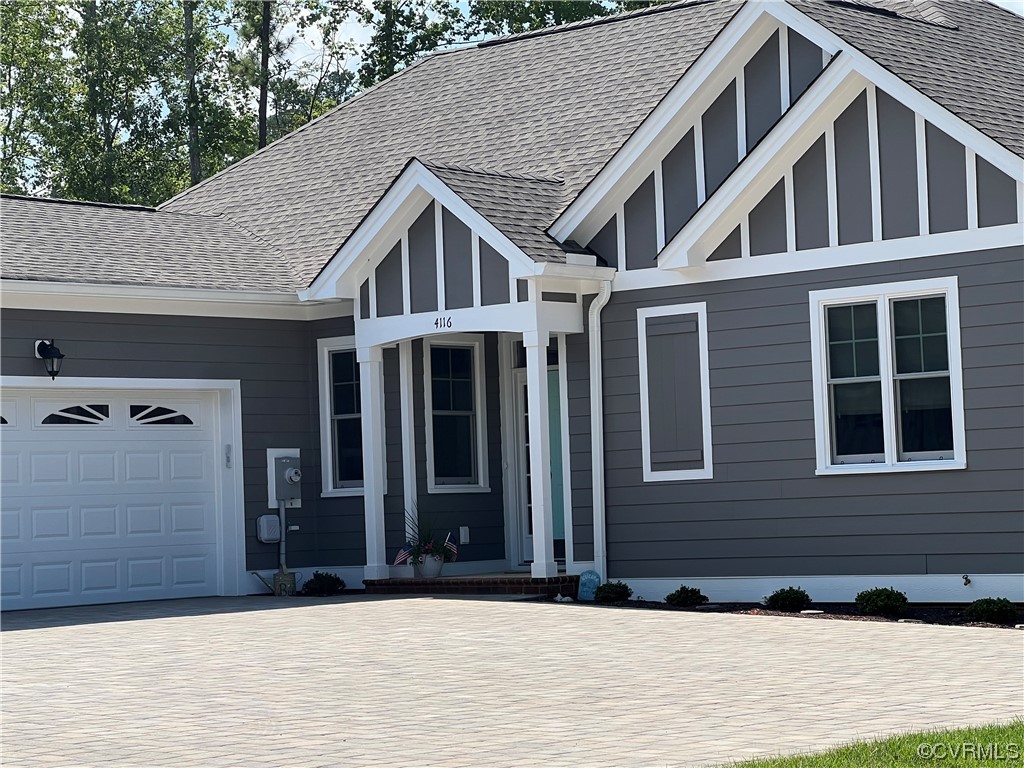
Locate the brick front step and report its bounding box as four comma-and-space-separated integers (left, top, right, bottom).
364, 574, 579, 597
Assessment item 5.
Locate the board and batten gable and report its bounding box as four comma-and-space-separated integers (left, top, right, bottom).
596, 246, 1024, 579
359, 199, 518, 321
584, 24, 826, 272
702, 84, 1022, 261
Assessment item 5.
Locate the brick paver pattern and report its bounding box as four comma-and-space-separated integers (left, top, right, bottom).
2, 596, 1022, 767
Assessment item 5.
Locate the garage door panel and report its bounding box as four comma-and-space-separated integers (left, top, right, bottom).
1, 544, 218, 609
1, 389, 224, 610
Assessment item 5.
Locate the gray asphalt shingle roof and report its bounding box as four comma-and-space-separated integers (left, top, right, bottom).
3, 0, 1020, 293
0, 194, 298, 292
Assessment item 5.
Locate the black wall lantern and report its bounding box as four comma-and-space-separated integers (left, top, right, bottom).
34, 339, 65, 380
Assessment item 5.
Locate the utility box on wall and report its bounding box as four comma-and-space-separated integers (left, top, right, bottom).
266, 448, 301, 508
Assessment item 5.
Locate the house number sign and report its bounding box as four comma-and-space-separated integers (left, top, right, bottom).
433, 316, 453, 329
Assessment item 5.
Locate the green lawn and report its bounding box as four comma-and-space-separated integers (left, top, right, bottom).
730, 722, 1024, 767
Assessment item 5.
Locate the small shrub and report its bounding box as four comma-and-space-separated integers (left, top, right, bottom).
665, 585, 709, 608
301, 570, 347, 596
855, 587, 908, 616
594, 581, 633, 604
965, 597, 1019, 625
764, 586, 812, 612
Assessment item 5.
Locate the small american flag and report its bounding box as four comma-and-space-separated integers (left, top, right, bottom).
443, 533, 458, 562
393, 545, 412, 566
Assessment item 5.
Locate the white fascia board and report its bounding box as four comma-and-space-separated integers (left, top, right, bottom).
614, 223, 1022, 292
765, 2, 1024, 182
659, 56, 861, 269
548, 1, 773, 244
305, 160, 538, 301
0, 279, 352, 321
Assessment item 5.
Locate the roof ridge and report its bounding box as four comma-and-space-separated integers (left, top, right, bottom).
424, 161, 564, 185
215, 212, 303, 285
476, 0, 718, 48
0, 193, 156, 213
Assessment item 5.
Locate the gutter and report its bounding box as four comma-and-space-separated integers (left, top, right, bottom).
587, 280, 613, 581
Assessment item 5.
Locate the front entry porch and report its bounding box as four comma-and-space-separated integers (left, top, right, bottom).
359, 328, 582, 584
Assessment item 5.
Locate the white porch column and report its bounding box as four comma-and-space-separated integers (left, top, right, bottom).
358, 345, 389, 581
524, 330, 558, 578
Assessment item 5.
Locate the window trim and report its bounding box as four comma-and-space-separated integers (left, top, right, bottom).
637, 302, 714, 482
809, 276, 966, 476
317, 335, 363, 497
423, 334, 490, 494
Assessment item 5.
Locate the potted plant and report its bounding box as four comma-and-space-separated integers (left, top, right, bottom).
393, 513, 457, 579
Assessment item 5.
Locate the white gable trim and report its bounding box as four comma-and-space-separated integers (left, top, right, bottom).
303, 160, 538, 301
551, 0, 1023, 252
660, 54, 861, 269
550, 2, 780, 243
765, 2, 1024, 182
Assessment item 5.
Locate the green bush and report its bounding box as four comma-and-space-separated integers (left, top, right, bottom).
763, 586, 812, 612
964, 597, 1019, 625
665, 585, 709, 608
301, 570, 347, 596
855, 587, 908, 616
594, 581, 633, 604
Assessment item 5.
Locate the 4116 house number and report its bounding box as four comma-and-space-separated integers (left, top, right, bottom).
433, 316, 453, 329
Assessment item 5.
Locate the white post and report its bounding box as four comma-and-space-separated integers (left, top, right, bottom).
524, 330, 558, 578
359, 345, 389, 581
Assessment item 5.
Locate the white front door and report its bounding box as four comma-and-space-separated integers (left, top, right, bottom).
0, 389, 222, 610
512, 369, 565, 565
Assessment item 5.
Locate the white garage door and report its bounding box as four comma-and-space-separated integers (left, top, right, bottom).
1, 389, 221, 610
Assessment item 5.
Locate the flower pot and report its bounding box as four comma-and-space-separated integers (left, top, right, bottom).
413, 555, 444, 579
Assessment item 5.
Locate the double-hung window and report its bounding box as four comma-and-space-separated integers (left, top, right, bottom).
424, 335, 488, 492
809, 277, 966, 474
318, 336, 363, 495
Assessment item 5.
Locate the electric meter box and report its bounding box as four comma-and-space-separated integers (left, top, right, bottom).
273, 455, 302, 502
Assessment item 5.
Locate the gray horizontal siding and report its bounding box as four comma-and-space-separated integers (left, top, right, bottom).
566, 296, 595, 562
600, 246, 1024, 579
1, 309, 366, 573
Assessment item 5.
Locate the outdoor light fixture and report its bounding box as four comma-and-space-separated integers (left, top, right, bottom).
34, 340, 65, 380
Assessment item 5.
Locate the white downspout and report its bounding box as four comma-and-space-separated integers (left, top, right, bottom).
588, 280, 613, 581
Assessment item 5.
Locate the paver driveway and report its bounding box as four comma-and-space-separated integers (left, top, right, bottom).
2, 596, 1022, 767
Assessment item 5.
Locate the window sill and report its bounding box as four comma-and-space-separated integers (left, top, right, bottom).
321, 487, 364, 498
815, 460, 966, 476
426, 484, 491, 495
642, 468, 713, 482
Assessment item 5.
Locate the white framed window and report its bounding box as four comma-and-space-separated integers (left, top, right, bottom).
424, 334, 489, 493
317, 336, 363, 496
637, 302, 713, 481
809, 276, 966, 475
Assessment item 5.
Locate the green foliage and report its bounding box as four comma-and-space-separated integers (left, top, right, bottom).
763, 587, 812, 612
855, 587, 908, 616
594, 581, 633, 604
964, 597, 1019, 625
665, 585, 709, 608
300, 570, 347, 596
729, 721, 1024, 767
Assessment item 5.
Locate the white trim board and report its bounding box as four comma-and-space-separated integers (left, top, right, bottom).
1, 280, 352, 321
619, 574, 1024, 604
0, 375, 246, 600
611, 223, 1023, 292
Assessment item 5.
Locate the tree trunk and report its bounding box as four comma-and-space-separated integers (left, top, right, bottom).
257, 0, 270, 149
81, 0, 114, 201
184, 0, 201, 185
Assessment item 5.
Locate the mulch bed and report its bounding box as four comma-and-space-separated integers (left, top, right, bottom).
556, 598, 1023, 630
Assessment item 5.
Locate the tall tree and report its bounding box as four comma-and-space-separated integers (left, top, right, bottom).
257, 0, 271, 148
356, 0, 463, 89
183, 0, 201, 184
466, 1, 608, 35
